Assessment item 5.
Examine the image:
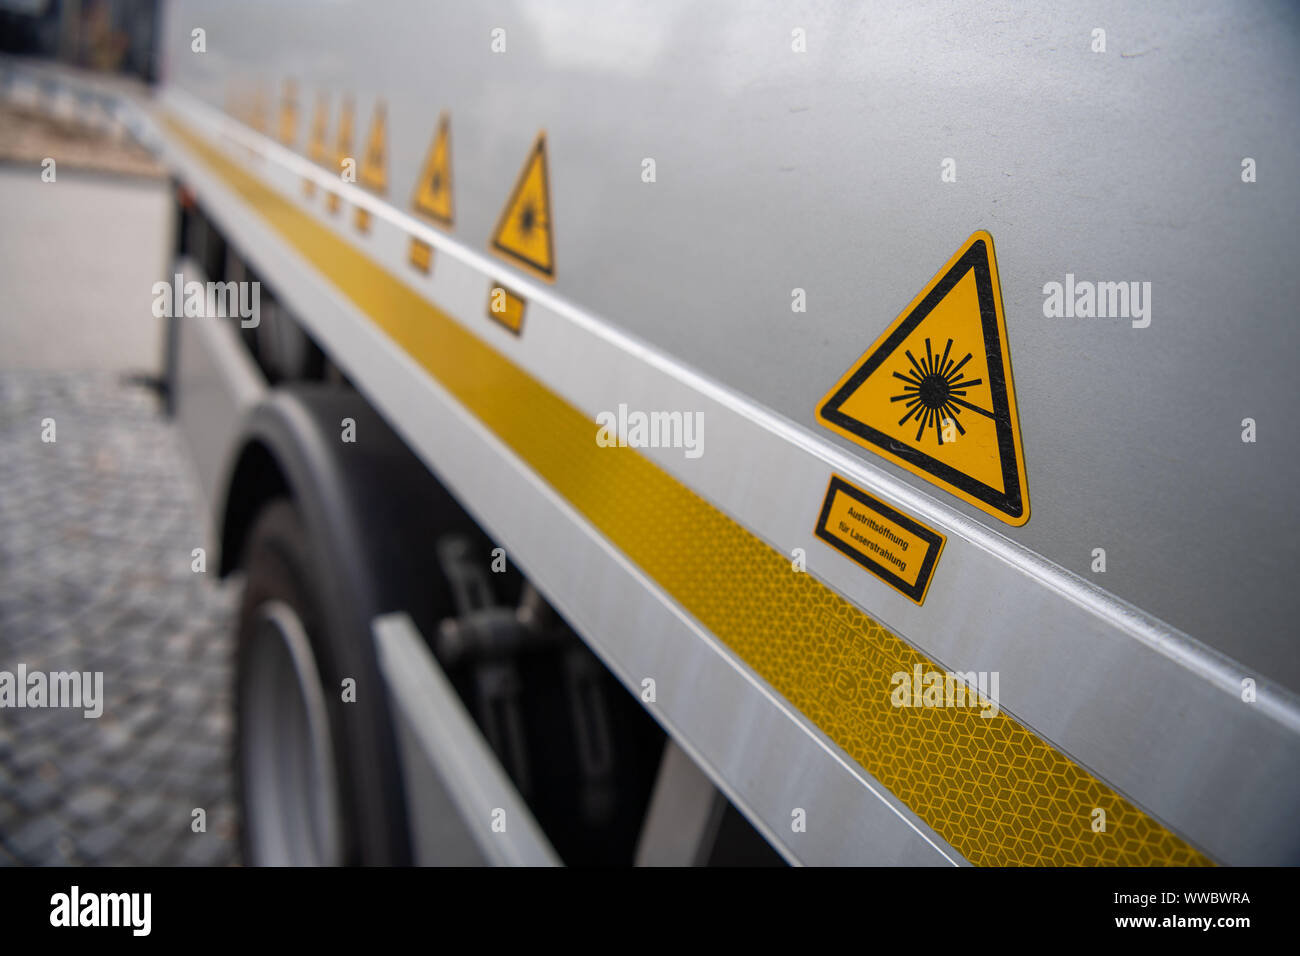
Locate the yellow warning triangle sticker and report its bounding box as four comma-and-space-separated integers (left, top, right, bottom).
816, 231, 1030, 526
490, 132, 554, 280
358, 102, 387, 193
253, 86, 270, 134
334, 97, 354, 175
412, 113, 454, 227
278, 79, 298, 147
303, 93, 328, 198
326, 97, 354, 213
307, 94, 329, 165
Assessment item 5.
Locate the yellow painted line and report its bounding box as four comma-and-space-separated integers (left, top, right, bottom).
163, 113, 1212, 866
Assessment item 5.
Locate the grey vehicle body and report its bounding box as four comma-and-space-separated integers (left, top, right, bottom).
95, 0, 1300, 863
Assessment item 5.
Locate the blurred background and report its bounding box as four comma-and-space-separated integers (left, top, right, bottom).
1, 0, 159, 81
0, 0, 239, 865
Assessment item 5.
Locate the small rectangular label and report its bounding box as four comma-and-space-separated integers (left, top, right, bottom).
486, 283, 525, 335
354, 206, 371, 234
408, 237, 433, 274
814, 474, 945, 604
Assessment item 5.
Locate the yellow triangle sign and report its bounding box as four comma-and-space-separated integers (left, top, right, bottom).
333, 97, 354, 172
490, 132, 554, 280
303, 93, 328, 198
307, 94, 329, 165
278, 79, 298, 147
816, 231, 1029, 526
412, 113, 454, 227
251, 84, 269, 134
326, 97, 354, 214
358, 102, 387, 193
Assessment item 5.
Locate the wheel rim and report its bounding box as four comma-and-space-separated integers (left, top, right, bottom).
240, 600, 344, 866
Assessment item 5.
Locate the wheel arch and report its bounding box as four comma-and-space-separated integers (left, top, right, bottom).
216, 385, 474, 624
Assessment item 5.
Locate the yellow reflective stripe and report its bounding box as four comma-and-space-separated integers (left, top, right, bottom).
163, 114, 1212, 867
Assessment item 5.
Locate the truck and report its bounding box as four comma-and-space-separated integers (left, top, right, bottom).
15, 0, 1299, 866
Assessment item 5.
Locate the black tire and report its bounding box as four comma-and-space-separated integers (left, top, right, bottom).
234, 499, 410, 865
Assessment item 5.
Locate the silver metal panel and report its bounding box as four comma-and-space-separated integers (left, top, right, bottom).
373, 613, 560, 867
139, 89, 1300, 863
170, 255, 266, 528
634, 741, 727, 867
388, 717, 488, 867
156, 0, 1300, 693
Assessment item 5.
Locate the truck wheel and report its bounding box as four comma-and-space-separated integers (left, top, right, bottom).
233, 499, 409, 865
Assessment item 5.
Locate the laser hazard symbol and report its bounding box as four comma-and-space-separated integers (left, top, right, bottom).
490, 132, 554, 281
816, 231, 1030, 526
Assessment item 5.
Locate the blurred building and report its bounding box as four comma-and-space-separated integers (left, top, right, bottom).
0, 0, 160, 82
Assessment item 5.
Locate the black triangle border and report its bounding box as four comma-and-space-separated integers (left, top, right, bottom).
818, 238, 1024, 519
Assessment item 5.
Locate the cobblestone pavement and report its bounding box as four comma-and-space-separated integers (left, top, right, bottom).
0, 370, 239, 866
